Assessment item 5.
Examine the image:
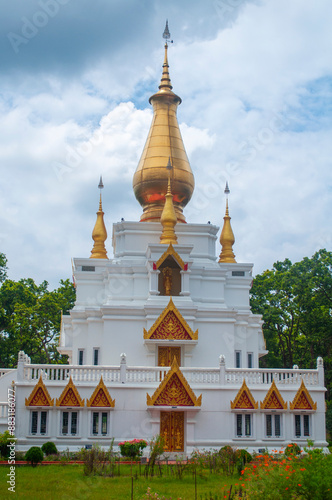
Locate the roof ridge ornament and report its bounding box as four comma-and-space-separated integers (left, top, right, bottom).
90, 176, 108, 259
218, 182, 236, 263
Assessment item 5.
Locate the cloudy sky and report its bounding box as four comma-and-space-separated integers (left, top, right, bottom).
1, 0, 331, 289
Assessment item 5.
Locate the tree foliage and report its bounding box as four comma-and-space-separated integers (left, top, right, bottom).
251, 249, 332, 399
0, 256, 76, 367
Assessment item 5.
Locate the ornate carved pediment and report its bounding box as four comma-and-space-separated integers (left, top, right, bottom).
231, 379, 258, 410
260, 380, 287, 410
56, 377, 84, 407
144, 298, 198, 340
290, 379, 317, 410
87, 377, 115, 408
156, 244, 185, 270
147, 358, 202, 407
25, 375, 54, 407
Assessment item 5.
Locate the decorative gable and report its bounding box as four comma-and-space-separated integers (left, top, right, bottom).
147, 358, 202, 407
25, 375, 54, 407
144, 298, 198, 340
156, 244, 185, 270
56, 377, 84, 407
87, 377, 115, 408
231, 380, 258, 410
290, 380, 317, 410
260, 380, 287, 410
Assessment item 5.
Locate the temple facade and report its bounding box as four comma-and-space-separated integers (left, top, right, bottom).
0, 25, 327, 454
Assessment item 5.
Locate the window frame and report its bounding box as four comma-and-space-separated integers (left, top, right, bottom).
93, 348, 100, 366
91, 411, 109, 436
30, 410, 48, 436
61, 410, 79, 436
235, 351, 241, 368
78, 349, 84, 365
294, 414, 310, 438
235, 413, 253, 438
247, 352, 253, 369
265, 413, 282, 438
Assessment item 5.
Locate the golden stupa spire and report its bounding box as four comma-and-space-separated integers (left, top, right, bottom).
218, 182, 236, 263
133, 21, 195, 223
160, 158, 178, 244
90, 176, 108, 259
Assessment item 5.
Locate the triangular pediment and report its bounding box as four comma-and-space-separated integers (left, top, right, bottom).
56, 377, 84, 407
231, 380, 258, 410
144, 298, 198, 340
290, 380, 317, 410
147, 358, 202, 407
260, 380, 287, 410
156, 244, 185, 270
25, 375, 54, 407
87, 377, 115, 407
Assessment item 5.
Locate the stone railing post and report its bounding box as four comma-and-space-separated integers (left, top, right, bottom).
120, 353, 127, 383
219, 355, 225, 385
17, 351, 30, 381
317, 357, 324, 386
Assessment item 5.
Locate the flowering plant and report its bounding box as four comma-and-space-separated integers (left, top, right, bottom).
118, 438, 147, 459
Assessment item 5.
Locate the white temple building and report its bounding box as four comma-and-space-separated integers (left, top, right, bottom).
0, 24, 327, 454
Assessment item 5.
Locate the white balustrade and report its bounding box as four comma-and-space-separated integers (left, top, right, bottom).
22, 364, 319, 386
0, 369, 15, 379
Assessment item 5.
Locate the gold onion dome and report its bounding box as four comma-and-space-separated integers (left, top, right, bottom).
218, 182, 236, 263
90, 176, 108, 259
133, 22, 195, 223
160, 159, 178, 245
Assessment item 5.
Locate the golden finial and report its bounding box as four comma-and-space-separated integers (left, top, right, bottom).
218, 182, 236, 263
160, 158, 178, 245
90, 176, 108, 259
132, 22, 194, 223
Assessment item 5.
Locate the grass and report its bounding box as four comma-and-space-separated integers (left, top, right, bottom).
0, 464, 239, 499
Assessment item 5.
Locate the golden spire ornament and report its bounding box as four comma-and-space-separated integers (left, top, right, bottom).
133, 21, 195, 223
160, 158, 178, 245
90, 176, 108, 259
218, 182, 236, 263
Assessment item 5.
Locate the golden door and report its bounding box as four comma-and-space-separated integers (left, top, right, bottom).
160, 411, 184, 452
158, 346, 181, 367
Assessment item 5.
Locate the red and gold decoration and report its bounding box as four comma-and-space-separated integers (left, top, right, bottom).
290, 380, 317, 410
144, 298, 198, 340
260, 380, 287, 410
147, 357, 202, 406
160, 411, 184, 452
56, 377, 85, 407
156, 244, 185, 270
231, 380, 258, 410
25, 375, 54, 407
158, 346, 181, 367
87, 377, 115, 408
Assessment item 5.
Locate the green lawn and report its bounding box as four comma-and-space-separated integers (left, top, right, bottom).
0, 464, 240, 499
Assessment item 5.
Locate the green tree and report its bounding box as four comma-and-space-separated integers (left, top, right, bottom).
250, 249, 332, 399
0, 253, 7, 283
0, 261, 76, 368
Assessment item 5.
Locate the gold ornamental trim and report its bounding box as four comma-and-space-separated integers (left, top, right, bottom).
231, 379, 258, 410
56, 377, 85, 407
260, 380, 287, 410
156, 244, 185, 270
290, 379, 317, 411
143, 298, 198, 340
87, 376, 115, 408
25, 374, 54, 407
147, 357, 202, 407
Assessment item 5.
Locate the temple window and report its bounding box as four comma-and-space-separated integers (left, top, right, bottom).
92, 411, 108, 436
295, 414, 310, 438
78, 349, 84, 365
235, 351, 241, 368
61, 411, 79, 436
247, 352, 253, 368
265, 414, 281, 438
93, 348, 99, 366
236, 413, 252, 437
30, 410, 47, 435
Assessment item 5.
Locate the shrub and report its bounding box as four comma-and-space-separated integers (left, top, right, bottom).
119, 439, 147, 459
218, 445, 238, 475
236, 449, 252, 475
25, 446, 43, 467
41, 442, 58, 456
284, 443, 301, 456
0, 431, 13, 459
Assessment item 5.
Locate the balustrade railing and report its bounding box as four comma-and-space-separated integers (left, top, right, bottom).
23, 364, 319, 386
0, 403, 8, 418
